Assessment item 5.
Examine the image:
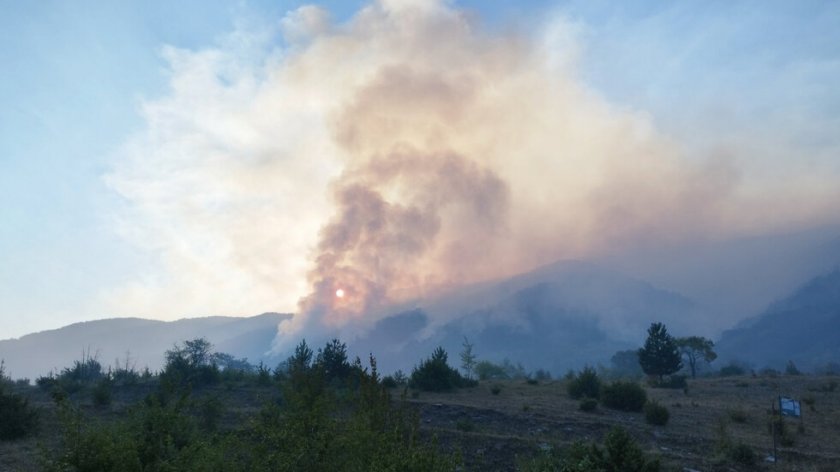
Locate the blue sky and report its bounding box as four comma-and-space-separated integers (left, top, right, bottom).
2, 0, 839, 339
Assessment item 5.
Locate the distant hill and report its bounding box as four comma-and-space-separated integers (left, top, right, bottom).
716, 270, 840, 371
345, 260, 706, 375
0, 313, 288, 380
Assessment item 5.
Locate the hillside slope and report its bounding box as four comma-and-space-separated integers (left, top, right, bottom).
716, 270, 840, 370
0, 313, 288, 380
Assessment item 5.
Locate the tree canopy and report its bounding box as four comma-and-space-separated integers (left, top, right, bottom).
638, 323, 682, 381
675, 336, 716, 378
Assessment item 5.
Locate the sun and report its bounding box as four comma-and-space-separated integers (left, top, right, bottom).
335, 288, 345, 298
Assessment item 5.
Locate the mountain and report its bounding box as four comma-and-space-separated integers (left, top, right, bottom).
343, 260, 706, 375
0, 313, 288, 380
716, 270, 840, 370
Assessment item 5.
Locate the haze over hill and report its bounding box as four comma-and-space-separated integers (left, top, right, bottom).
4, 229, 839, 380
717, 269, 840, 370
0, 313, 287, 381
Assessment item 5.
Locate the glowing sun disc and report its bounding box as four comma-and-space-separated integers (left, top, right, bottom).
335, 289, 345, 298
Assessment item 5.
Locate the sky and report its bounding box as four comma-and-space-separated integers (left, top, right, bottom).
1, 0, 839, 340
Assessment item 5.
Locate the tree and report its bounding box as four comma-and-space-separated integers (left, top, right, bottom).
637, 323, 682, 382
286, 339, 314, 376
459, 337, 477, 380
315, 338, 351, 382
410, 347, 466, 392
675, 336, 717, 378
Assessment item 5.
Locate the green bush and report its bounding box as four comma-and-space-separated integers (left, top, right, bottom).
490, 385, 502, 395
727, 409, 748, 423
728, 442, 756, 466
161, 338, 222, 388
653, 374, 686, 390
644, 401, 669, 426
579, 398, 598, 412
0, 386, 39, 440
719, 363, 746, 377
409, 347, 469, 392
601, 381, 647, 412
567, 367, 601, 400
92, 378, 113, 408
520, 427, 659, 472
381, 376, 399, 388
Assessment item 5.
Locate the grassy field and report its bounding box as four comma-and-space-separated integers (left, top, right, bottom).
1, 374, 838, 471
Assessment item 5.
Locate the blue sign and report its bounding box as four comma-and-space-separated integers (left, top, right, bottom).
780, 397, 801, 417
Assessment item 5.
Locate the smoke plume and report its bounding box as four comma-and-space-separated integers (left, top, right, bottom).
105, 0, 840, 347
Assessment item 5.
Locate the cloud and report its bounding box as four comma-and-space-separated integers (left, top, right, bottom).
103, 0, 840, 347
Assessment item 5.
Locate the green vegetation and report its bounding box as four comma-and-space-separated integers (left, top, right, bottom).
0, 361, 39, 440
409, 347, 475, 392
566, 366, 601, 400
521, 426, 660, 472
718, 362, 747, 377
474, 359, 528, 380
579, 398, 598, 412
601, 381, 647, 412
460, 336, 477, 381
6, 331, 840, 471
638, 322, 683, 382
42, 345, 457, 472
674, 336, 716, 379
728, 442, 756, 466
644, 400, 669, 426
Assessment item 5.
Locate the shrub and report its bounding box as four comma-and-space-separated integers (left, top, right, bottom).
0, 386, 39, 440
601, 381, 647, 412
161, 338, 221, 388
602, 427, 660, 471
534, 369, 552, 381
409, 347, 468, 392
36, 373, 57, 391
785, 360, 801, 376
803, 396, 816, 412
567, 367, 601, 400
719, 363, 746, 377
728, 443, 756, 466
652, 374, 686, 390
475, 360, 508, 380
727, 409, 748, 423
392, 369, 408, 385
197, 395, 224, 432
644, 401, 669, 426
579, 398, 598, 412
381, 376, 398, 388
490, 385, 502, 395
820, 380, 837, 393
92, 378, 113, 408
256, 361, 272, 386
520, 427, 659, 472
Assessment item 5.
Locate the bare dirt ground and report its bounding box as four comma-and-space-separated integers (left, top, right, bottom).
1, 375, 838, 471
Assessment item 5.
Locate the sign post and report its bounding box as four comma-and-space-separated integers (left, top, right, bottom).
773, 396, 801, 464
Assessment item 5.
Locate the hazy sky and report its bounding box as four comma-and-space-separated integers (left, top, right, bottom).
2, 0, 839, 340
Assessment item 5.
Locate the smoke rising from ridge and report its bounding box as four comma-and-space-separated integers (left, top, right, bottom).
105, 0, 840, 346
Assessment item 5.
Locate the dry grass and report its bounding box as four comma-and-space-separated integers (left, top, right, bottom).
405, 375, 840, 471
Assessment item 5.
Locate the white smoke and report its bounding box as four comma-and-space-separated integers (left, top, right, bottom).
103, 0, 840, 349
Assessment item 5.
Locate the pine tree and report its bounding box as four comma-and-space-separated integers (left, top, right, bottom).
638, 322, 682, 382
